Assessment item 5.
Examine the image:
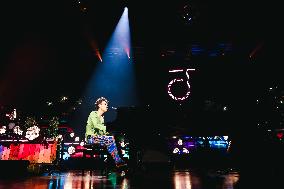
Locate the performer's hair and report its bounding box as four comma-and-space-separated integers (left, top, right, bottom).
95, 97, 108, 110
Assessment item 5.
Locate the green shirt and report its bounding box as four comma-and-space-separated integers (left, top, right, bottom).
85, 111, 107, 139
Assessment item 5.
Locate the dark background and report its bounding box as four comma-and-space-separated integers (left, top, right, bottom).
0, 0, 282, 121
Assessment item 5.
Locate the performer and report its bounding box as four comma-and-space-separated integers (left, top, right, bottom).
85, 97, 126, 169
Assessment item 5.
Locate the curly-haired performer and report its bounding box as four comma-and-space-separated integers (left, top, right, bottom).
85, 97, 127, 172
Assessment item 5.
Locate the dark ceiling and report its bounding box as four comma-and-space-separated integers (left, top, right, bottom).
0, 0, 278, 60
0, 0, 282, 108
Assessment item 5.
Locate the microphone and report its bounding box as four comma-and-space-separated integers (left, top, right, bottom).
111, 106, 117, 110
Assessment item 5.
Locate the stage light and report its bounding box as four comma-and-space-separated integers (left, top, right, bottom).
168, 68, 195, 102
182, 148, 189, 153
80, 5, 138, 123
68, 146, 76, 155
178, 139, 183, 145
0, 126, 6, 134
13, 126, 23, 135
25, 126, 40, 140
46, 101, 53, 106
277, 132, 283, 140
173, 148, 180, 154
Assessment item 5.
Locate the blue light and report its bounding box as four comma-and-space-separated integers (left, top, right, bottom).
81, 7, 139, 123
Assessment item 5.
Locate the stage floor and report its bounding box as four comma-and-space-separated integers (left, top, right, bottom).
0, 167, 282, 189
